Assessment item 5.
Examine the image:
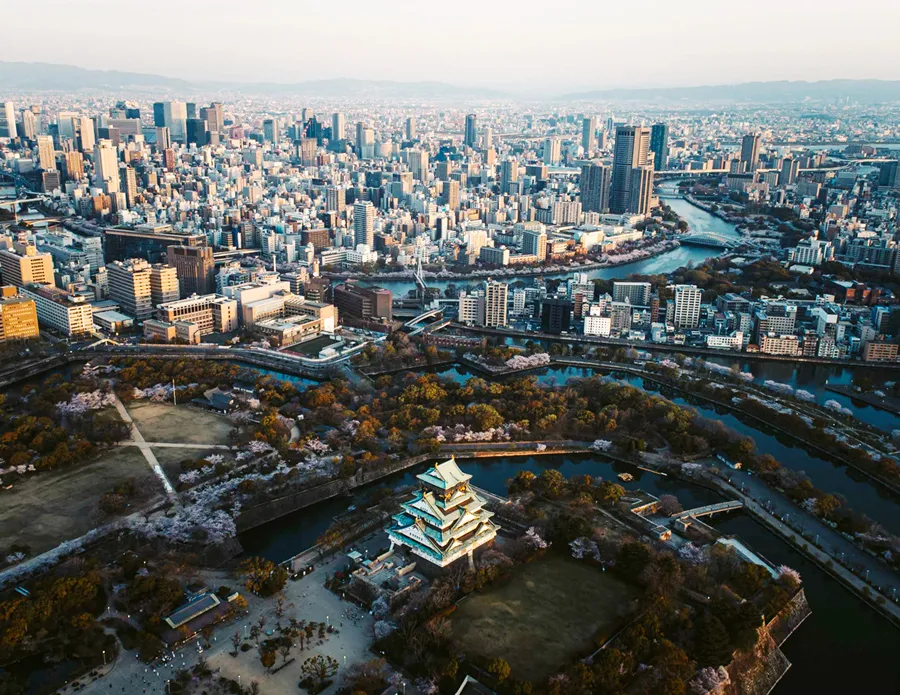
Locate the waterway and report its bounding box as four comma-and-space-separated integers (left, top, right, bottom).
358, 182, 738, 298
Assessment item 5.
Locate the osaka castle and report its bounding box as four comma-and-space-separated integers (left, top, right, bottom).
388, 458, 500, 572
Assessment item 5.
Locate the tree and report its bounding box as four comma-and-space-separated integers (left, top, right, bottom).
230, 630, 241, 657
279, 638, 293, 665
658, 495, 683, 517
239, 556, 288, 597
814, 494, 841, 518
692, 612, 733, 667
596, 481, 625, 505
259, 648, 276, 672
300, 654, 339, 688
487, 657, 511, 683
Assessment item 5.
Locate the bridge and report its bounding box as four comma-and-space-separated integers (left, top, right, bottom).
0, 197, 48, 224
674, 500, 743, 520
403, 308, 443, 329
680, 232, 741, 249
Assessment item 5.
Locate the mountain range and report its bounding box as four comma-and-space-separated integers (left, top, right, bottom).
3, 62, 900, 103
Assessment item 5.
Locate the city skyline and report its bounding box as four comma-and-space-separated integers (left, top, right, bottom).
3, 0, 899, 93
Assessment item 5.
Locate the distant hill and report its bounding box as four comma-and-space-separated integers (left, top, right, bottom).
0, 61, 505, 98
562, 80, 900, 103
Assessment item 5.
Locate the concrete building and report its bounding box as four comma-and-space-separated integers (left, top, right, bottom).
0, 286, 39, 341
0, 242, 54, 288
673, 285, 702, 330
333, 283, 392, 322
483, 280, 508, 328
613, 281, 651, 307
353, 200, 375, 248
150, 264, 180, 307
155, 294, 239, 335
20, 284, 95, 336
167, 245, 215, 297
107, 259, 153, 322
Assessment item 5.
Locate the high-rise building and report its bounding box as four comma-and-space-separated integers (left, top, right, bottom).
149, 264, 180, 306
582, 116, 597, 152
353, 200, 375, 248
36, 135, 56, 170
156, 126, 171, 151
94, 139, 119, 193
405, 116, 417, 141
408, 148, 429, 182
673, 284, 702, 329
331, 112, 346, 141
0, 102, 17, 139
650, 123, 669, 171
107, 259, 154, 322
64, 151, 84, 181
186, 118, 209, 146
780, 158, 800, 186
167, 245, 215, 297
544, 137, 561, 166
441, 180, 460, 210
464, 113, 477, 147
20, 109, 36, 140
741, 133, 761, 172
580, 161, 611, 213
0, 242, 54, 288
540, 298, 573, 334
610, 126, 652, 214
500, 158, 519, 193
613, 281, 651, 306
629, 165, 655, 216
326, 186, 346, 213
263, 119, 280, 143
164, 102, 187, 142
119, 166, 138, 207
522, 228, 547, 262
483, 280, 508, 328
199, 103, 224, 134
0, 287, 39, 342
333, 283, 391, 321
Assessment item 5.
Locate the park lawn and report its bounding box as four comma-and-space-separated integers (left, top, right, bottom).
0, 447, 162, 555
152, 447, 234, 486
451, 554, 639, 682
125, 402, 233, 445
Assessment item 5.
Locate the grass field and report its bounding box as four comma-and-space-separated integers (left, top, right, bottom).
0, 448, 162, 555
125, 402, 233, 445
152, 447, 234, 484
452, 555, 638, 682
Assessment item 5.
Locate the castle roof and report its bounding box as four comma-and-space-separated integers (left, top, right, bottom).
416, 457, 472, 490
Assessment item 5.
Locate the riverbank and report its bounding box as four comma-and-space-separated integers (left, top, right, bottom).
323, 239, 682, 283
826, 383, 900, 417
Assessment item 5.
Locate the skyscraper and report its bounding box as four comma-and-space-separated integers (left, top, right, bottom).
108, 259, 154, 322
464, 114, 477, 148
20, 109, 36, 140
201, 102, 224, 134
483, 280, 508, 328
94, 139, 119, 193
154, 102, 187, 142
353, 200, 375, 247
629, 165, 655, 216
0, 102, 16, 139
326, 186, 346, 212
167, 245, 214, 297
119, 166, 138, 207
263, 119, 279, 143
580, 161, 611, 213
408, 149, 429, 183
650, 123, 669, 171
610, 126, 651, 214
780, 158, 799, 186
544, 137, 561, 166
156, 126, 171, 151
500, 158, 519, 194
186, 118, 209, 146
673, 284, 702, 329
441, 180, 460, 210
36, 135, 56, 171
332, 112, 345, 141
523, 228, 547, 261
582, 116, 597, 152
405, 116, 417, 141
741, 133, 761, 172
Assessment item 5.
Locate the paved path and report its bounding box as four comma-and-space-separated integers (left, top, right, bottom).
111, 394, 179, 503
118, 442, 234, 450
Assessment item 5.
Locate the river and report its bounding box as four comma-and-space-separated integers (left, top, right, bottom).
357, 182, 738, 298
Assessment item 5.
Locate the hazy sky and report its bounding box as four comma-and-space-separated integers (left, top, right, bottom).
4, 0, 899, 91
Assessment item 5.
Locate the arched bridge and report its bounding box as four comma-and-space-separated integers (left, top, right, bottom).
680, 232, 741, 249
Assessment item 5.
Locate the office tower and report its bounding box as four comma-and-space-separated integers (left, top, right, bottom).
200, 102, 224, 134
741, 133, 761, 172
523, 228, 547, 261
544, 137, 561, 166
613, 281, 651, 306
20, 109, 36, 140
107, 259, 154, 321
64, 151, 84, 181
441, 179, 460, 210
650, 123, 669, 170
0, 102, 17, 139
36, 135, 56, 170
262, 118, 279, 143
355, 122, 374, 158
299, 137, 317, 166
153, 102, 166, 127
464, 113, 477, 147
56, 111, 77, 140
582, 116, 597, 152
186, 118, 209, 146
405, 116, 417, 141
326, 186, 346, 212
353, 200, 375, 247
41, 170, 61, 193
119, 166, 138, 207
482, 127, 493, 149
610, 125, 651, 214
500, 158, 519, 193
0, 287, 39, 342
629, 165, 655, 216
76, 116, 95, 153
154, 102, 187, 141
436, 160, 453, 181
0, 242, 54, 288
580, 161, 611, 213
150, 264, 180, 306
186, 103, 197, 119
482, 280, 508, 327
673, 284, 702, 329
331, 112, 345, 141
540, 298, 573, 334
167, 245, 214, 297
156, 126, 171, 151
333, 283, 392, 321
780, 157, 800, 186
409, 148, 429, 182
94, 139, 119, 193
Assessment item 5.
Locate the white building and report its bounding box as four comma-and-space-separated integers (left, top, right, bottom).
673, 284, 702, 330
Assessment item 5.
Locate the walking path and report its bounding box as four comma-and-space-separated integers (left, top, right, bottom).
118, 442, 234, 450
111, 394, 179, 503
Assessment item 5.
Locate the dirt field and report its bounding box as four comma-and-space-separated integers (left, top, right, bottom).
0, 448, 162, 555
126, 402, 233, 445
452, 555, 638, 681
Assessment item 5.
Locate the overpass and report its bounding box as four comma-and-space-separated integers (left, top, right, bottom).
673, 500, 743, 520
403, 308, 443, 329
